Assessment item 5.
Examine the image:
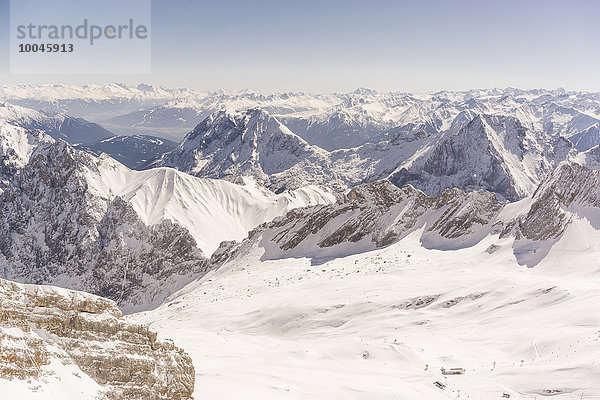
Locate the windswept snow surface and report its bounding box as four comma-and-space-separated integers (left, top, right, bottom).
92, 156, 335, 255
133, 222, 600, 400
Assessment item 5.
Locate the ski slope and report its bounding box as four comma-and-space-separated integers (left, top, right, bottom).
133, 220, 600, 400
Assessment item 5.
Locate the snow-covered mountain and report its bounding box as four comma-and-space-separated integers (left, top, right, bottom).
0, 135, 209, 312
103, 98, 211, 140
0, 83, 203, 122
568, 122, 600, 151
571, 144, 600, 169
3, 85, 600, 148
499, 161, 600, 266
96, 159, 334, 255
161, 108, 576, 201
389, 114, 574, 201
0, 102, 114, 144
209, 158, 600, 273
0, 123, 53, 181
135, 160, 600, 400
218, 180, 503, 262
0, 125, 332, 311
159, 108, 339, 191
1, 85, 600, 398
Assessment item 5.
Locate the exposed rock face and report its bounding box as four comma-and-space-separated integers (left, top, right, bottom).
571, 144, 600, 170
0, 278, 194, 399
0, 137, 210, 312
159, 108, 338, 192
161, 109, 576, 202
389, 114, 573, 201
569, 122, 600, 152
159, 108, 446, 195
233, 180, 504, 261
505, 162, 600, 241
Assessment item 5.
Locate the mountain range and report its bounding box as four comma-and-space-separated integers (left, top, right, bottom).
1, 84, 600, 399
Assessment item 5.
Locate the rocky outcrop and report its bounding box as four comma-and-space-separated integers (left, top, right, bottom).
389, 114, 573, 201
235, 180, 504, 261
0, 278, 194, 399
504, 162, 600, 241
0, 139, 210, 312
161, 109, 576, 202
159, 108, 339, 192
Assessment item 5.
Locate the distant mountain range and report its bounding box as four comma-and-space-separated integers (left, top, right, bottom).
0, 101, 113, 144
157, 108, 575, 201
3, 84, 599, 150
2, 84, 600, 399
1, 84, 600, 309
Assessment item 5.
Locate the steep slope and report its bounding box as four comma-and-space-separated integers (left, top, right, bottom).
498, 161, 600, 266
540, 102, 600, 138
571, 144, 600, 169
0, 123, 53, 183
568, 122, 600, 151
0, 139, 210, 311
327, 129, 437, 185
213, 180, 503, 263
0, 102, 114, 144
209, 159, 600, 273
389, 114, 573, 201
160, 108, 338, 191
0, 278, 194, 400
95, 160, 335, 255
0, 127, 333, 310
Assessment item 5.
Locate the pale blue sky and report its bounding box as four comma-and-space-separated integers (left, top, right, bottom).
0, 0, 599, 92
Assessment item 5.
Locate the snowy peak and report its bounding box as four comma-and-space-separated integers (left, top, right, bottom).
572, 144, 600, 169
162, 109, 577, 202
0, 131, 334, 309
0, 122, 54, 173
0, 139, 211, 310
162, 108, 329, 190
534, 162, 600, 208
183, 107, 309, 151
0, 101, 114, 144
389, 113, 572, 201
107, 166, 334, 255
3, 85, 600, 150
569, 122, 600, 151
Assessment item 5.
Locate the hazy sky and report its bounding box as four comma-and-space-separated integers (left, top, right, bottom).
1, 0, 599, 92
